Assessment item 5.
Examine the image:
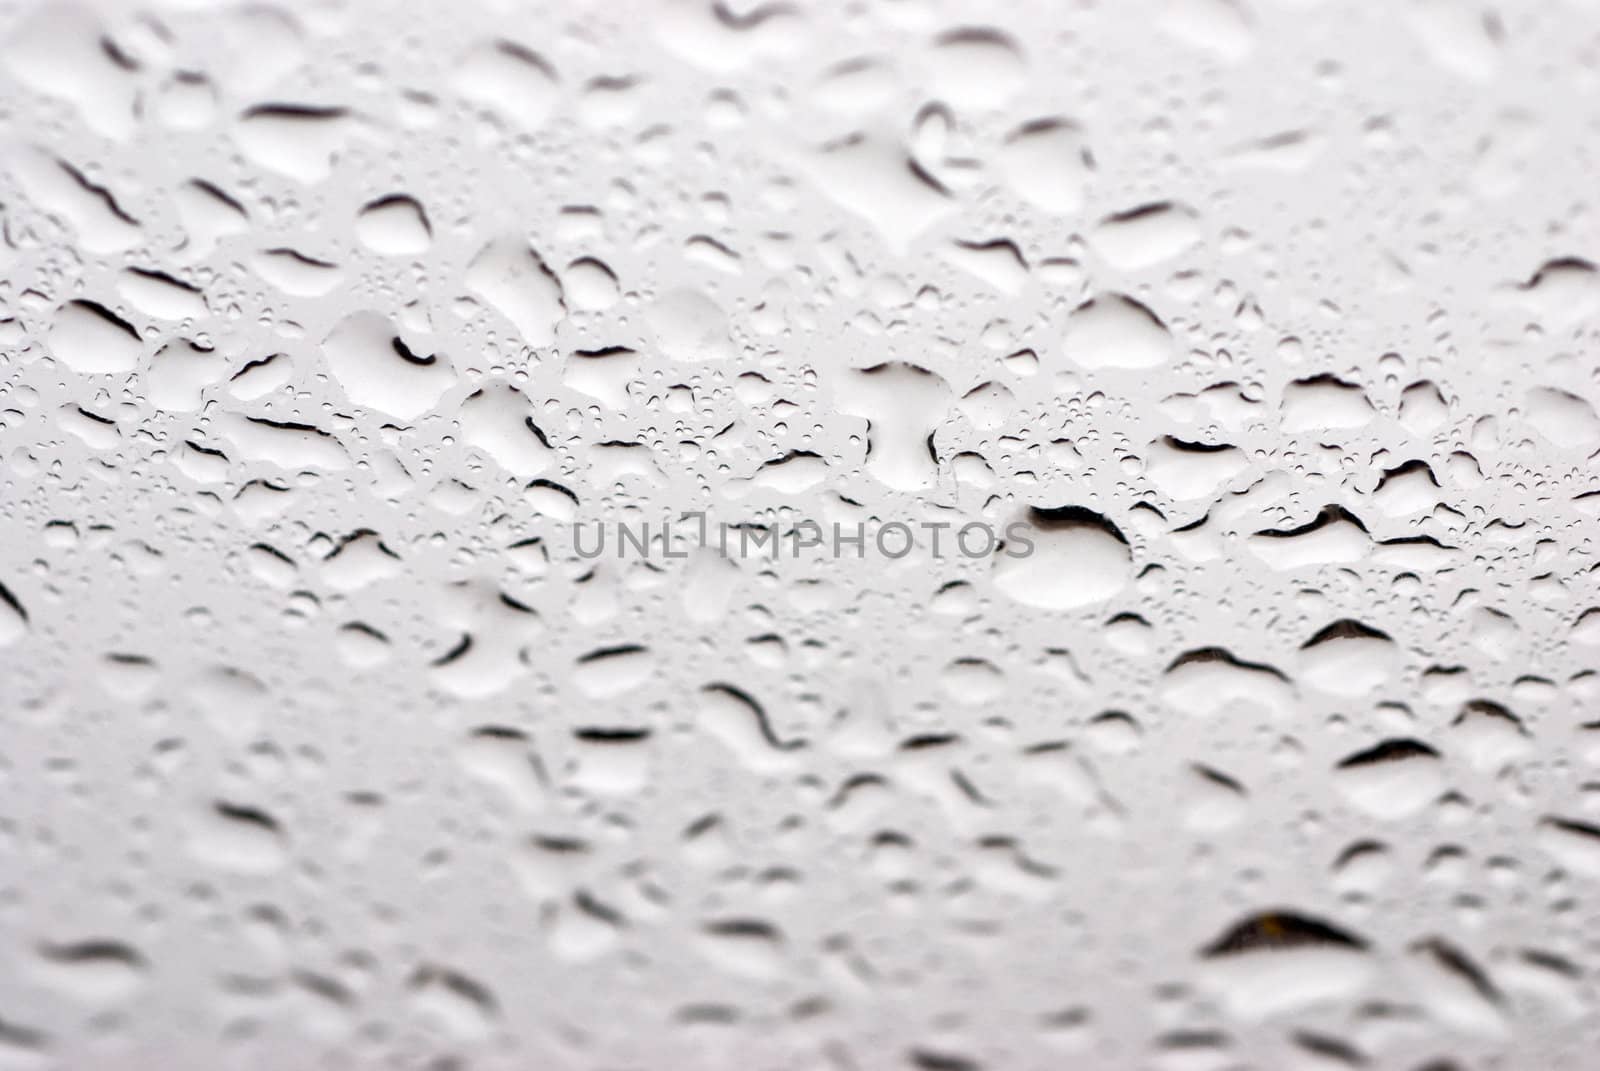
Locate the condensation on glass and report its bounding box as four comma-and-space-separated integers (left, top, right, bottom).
0, 0, 1598, 1068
